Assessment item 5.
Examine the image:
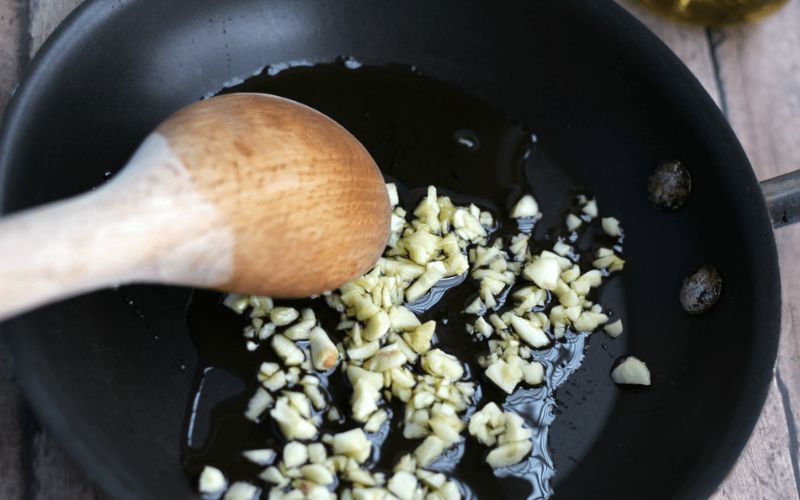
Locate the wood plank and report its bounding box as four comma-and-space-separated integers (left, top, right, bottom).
29, 430, 108, 500
26, 0, 82, 57
712, 1, 800, 497
620, 2, 800, 498
0, 345, 24, 499
713, 382, 800, 499
617, 0, 721, 106
0, 1, 797, 499
18, 1, 105, 498
0, 0, 26, 112
0, 1, 27, 498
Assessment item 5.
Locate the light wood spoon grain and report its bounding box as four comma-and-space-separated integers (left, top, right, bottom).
0, 93, 391, 321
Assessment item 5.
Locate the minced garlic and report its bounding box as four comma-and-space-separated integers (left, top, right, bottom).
208, 184, 639, 499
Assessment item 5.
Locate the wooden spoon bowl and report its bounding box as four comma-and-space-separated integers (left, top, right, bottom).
0, 93, 391, 320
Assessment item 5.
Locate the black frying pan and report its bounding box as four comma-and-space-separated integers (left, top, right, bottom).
0, 0, 794, 498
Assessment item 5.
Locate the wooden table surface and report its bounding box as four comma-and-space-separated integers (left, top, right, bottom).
0, 1, 798, 498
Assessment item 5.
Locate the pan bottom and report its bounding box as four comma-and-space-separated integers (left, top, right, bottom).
181, 61, 623, 498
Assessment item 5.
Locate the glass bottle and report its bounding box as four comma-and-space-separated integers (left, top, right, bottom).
637, 0, 789, 26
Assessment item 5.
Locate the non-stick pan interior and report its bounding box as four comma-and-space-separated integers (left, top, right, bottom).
0, 1, 779, 498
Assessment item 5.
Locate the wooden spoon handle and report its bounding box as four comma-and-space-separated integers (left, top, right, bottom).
0, 191, 137, 320
0, 136, 234, 321
0, 93, 392, 321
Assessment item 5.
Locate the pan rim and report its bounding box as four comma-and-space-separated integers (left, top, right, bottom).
0, 0, 781, 499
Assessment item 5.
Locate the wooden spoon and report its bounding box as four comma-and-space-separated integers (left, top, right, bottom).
0, 93, 391, 321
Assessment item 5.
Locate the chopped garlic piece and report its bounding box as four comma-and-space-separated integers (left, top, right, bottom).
416, 469, 447, 489
309, 327, 339, 370
463, 297, 484, 315
611, 356, 651, 385
566, 213, 582, 231
523, 257, 561, 290
488, 313, 508, 331
573, 311, 609, 332
429, 414, 464, 446
259, 466, 288, 486
270, 397, 317, 440
553, 239, 572, 257
244, 388, 273, 421
414, 435, 446, 466
271, 307, 299, 326
284, 318, 316, 340
388, 471, 418, 500
561, 265, 580, 283
386, 183, 400, 207
521, 361, 544, 385
330, 428, 372, 463
285, 391, 312, 418
364, 310, 391, 341
500, 413, 533, 445
604, 319, 623, 337
198, 466, 227, 496
283, 441, 308, 468
262, 371, 286, 392
347, 340, 380, 361
223, 294, 249, 314
365, 344, 408, 372
601, 217, 622, 237
581, 199, 598, 218
300, 464, 334, 485
241, 448, 276, 466
347, 365, 384, 390
223, 482, 259, 500
468, 403, 503, 446
389, 306, 421, 331
593, 249, 625, 272
486, 440, 532, 468
509, 315, 550, 348
405, 228, 440, 265
403, 320, 435, 354
406, 261, 446, 302
437, 481, 462, 500
473, 316, 493, 336
421, 349, 464, 381
485, 358, 523, 394
272, 335, 305, 366
352, 378, 381, 422
510, 194, 539, 218
308, 443, 327, 464
364, 409, 389, 433
350, 487, 387, 500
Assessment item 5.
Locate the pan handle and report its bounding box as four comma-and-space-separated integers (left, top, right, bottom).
761, 170, 800, 229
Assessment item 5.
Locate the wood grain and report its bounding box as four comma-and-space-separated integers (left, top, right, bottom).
158, 93, 391, 297
713, 2, 800, 498
0, 0, 798, 499
0, 92, 390, 320
619, 2, 800, 498
0, 0, 24, 114
3, 3, 103, 500
27, 0, 81, 57
0, 1, 27, 498
620, 0, 722, 106
0, 344, 23, 499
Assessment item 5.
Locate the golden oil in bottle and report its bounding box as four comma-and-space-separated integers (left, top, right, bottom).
637, 0, 789, 27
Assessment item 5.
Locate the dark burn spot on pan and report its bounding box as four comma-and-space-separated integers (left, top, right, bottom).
680, 265, 722, 314
648, 160, 692, 211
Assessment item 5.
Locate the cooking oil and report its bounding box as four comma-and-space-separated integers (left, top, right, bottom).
182, 60, 620, 499
637, 0, 789, 26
